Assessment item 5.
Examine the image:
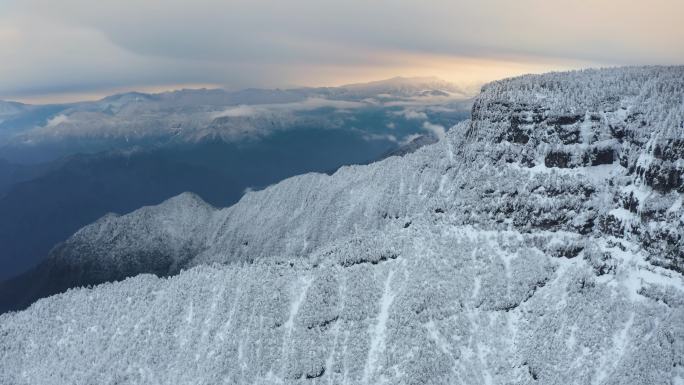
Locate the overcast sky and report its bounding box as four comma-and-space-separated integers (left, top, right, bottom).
1, 0, 683, 103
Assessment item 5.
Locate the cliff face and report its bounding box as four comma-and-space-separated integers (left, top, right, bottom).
466, 67, 683, 272
1, 67, 682, 384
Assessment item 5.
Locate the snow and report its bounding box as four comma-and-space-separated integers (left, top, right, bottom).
608, 208, 637, 223
362, 270, 395, 384
2, 66, 683, 385
283, 276, 312, 332
668, 197, 683, 214
9, 226, 679, 384
593, 312, 634, 385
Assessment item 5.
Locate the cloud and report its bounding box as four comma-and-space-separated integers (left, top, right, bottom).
212, 97, 366, 119
362, 133, 397, 143
213, 105, 260, 118
383, 92, 470, 107
422, 121, 446, 141
400, 133, 423, 146
291, 98, 366, 111
45, 114, 69, 127
401, 110, 428, 120
1, 0, 683, 101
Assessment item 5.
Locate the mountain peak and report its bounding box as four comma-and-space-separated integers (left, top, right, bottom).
340, 75, 455, 90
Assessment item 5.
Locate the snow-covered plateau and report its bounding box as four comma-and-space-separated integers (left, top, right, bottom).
1, 66, 682, 384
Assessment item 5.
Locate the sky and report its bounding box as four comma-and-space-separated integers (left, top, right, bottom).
1, 0, 683, 103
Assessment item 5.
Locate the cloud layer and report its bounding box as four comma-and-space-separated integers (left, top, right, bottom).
1, 0, 682, 102
213, 98, 366, 119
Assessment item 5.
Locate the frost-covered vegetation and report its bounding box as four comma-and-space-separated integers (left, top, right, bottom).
1, 228, 682, 384
0, 66, 682, 384
46, 67, 684, 279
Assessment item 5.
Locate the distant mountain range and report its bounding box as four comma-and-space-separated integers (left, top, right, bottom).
0, 76, 470, 162
1, 67, 681, 384
0, 77, 471, 283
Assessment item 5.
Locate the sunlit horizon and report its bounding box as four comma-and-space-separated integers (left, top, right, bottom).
8, 56, 599, 105
2, 0, 681, 104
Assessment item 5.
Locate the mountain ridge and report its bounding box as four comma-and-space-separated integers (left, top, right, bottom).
0, 77, 470, 281
28, 66, 684, 277
1, 76, 465, 107
0, 76, 470, 164
0, 66, 682, 384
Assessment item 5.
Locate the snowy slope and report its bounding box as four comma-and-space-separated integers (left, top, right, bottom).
0, 66, 683, 384
49, 192, 216, 278
46, 66, 684, 277
1, 227, 682, 384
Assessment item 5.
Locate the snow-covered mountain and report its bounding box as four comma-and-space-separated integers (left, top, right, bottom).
33, 66, 684, 280
1, 67, 682, 384
330, 76, 467, 99
0, 78, 470, 282
0, 77, 469, 152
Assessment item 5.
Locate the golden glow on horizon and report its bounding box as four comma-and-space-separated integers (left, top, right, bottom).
12, 83, 223, 104
286, 53, 600, 95
9, 54, 601, 104
1, 0, 681, 104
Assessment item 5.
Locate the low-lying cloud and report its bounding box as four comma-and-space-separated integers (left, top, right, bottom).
212, 97, 366, 119
44, 114, 69, 127
401, 110, 428, 121
422, 121, 446, 141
